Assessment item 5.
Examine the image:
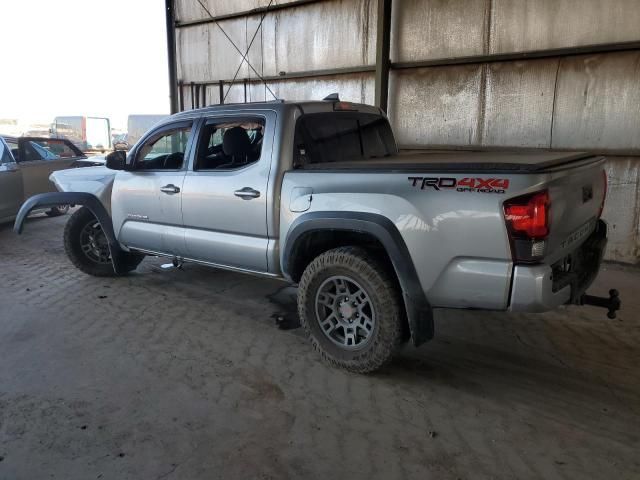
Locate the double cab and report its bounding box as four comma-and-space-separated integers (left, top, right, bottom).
15, 99, 620, 372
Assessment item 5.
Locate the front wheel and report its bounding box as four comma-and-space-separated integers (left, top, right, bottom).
63, 207, 143, 277
298, 246, 404, 373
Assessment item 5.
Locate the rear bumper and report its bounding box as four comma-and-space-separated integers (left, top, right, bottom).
509, 219, 607, 312
509, 264, 570, 312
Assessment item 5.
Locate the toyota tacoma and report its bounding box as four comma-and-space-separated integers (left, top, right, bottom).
14, 98, 620, 372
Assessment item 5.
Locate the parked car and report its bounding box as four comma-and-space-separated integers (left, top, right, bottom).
127, 114, 168, 147
14, 98, 620, 372
0, 136, 90, 222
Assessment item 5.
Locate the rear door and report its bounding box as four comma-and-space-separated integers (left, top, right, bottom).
180, 112, 274, 272
16, 138, 80, 197
0, 138, 23, 220
111, 120, 195, 256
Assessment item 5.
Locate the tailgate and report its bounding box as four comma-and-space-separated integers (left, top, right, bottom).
543, 157, 606, 264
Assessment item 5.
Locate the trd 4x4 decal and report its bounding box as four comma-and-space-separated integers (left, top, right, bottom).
408, 177, 510, 194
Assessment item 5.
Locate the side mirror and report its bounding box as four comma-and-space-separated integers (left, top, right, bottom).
105, 150, 127, 170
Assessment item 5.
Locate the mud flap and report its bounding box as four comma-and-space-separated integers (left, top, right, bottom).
13, 192, 134, 275
404, 293, 435, 346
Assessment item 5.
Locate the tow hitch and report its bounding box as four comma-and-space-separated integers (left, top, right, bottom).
580, 289, 621, 319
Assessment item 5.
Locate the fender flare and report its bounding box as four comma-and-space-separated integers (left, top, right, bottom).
14, 192, 130, 275
283, 211, 434, 346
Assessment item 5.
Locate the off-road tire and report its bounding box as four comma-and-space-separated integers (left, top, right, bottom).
46, 205, 69, 217
64, 207, 142, 277
298, 246, 404, 373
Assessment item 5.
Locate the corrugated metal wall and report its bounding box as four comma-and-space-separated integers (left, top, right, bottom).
172, 0, 640, 263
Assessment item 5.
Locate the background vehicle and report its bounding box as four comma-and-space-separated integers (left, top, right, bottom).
112, 133, 129, 151
50, 116, 111, 152
126, 114, 167, 148
0, 136, 88, 222
15, 99, 619, 372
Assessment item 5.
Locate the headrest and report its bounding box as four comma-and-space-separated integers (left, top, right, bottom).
222, 127, 251, 156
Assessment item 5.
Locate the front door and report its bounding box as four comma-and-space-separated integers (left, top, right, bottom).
0, 140, 23, 220
111, 121, 195, 256
181, 113, 274, 272
14, 138, 77, 198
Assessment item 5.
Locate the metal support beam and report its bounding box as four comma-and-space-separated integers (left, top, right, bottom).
175, 0, 324, 28
165, 0, 179, 113
374, 0, 392, 112
182, 65, 375, 87
391, 40, 640, 71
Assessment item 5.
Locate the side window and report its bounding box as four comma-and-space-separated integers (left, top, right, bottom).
2, 140, 17, 164
1, 141, 14, 165
22, 139, 79, 162
195, 118, 265, 171
135, 125, 191, 170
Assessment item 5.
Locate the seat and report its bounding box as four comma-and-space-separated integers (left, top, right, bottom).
218, 127, 252, 169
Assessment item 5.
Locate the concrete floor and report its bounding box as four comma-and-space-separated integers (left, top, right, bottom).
0, 213, 639, 480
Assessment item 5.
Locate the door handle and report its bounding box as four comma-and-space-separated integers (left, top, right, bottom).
234, 187, 261, 199
160, 184, 180, 194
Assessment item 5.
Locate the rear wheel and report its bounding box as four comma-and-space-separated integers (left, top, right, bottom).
298, 246, 404, 373
46, 205, 69, 217
64, 207, 142, 277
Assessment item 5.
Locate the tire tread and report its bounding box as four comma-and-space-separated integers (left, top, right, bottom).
298, 246, 403, 373
63, 208, 128, 277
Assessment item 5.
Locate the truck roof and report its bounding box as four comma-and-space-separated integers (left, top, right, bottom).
172, 100, 383, 119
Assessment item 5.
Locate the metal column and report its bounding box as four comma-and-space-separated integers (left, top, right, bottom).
374, 0, 392, 112
165, 0, 179, 113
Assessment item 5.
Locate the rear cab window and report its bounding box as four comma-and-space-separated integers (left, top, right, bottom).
294, 112, 397, 167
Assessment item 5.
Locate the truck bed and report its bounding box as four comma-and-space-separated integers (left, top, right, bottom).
300, 150, 600, 173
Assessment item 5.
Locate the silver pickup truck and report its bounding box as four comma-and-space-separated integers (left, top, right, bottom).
14, 98, 620, 372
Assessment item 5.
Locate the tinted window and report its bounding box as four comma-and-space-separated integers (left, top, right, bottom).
294, 112, 397, 166
195, 118, 265, 170
1, 140, 14, 165
3, 140, 18, 163
21, 139, 80, 162
135, 126, 191, 170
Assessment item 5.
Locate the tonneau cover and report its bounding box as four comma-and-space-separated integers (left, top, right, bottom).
301, 150, 600, 173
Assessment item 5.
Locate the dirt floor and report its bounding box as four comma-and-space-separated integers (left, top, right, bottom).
0, 213, 639, 480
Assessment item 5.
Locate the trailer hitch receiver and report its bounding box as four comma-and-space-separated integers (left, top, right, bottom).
580, 289, 621, 319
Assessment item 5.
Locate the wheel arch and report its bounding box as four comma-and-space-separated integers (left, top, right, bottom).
283, 211, 434, 346
13, 192, 131, 275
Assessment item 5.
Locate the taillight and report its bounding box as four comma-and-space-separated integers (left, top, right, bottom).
504, 190, 550, 239
503, 190, 550, 263
599, 169, 607, 218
